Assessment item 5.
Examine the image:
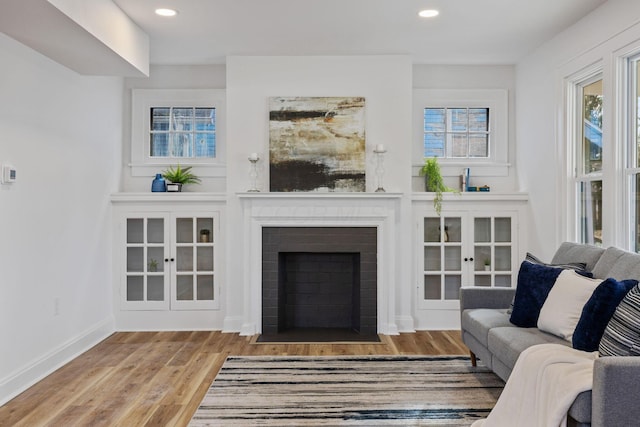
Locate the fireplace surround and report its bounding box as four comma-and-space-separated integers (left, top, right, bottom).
261, 227, 377, 339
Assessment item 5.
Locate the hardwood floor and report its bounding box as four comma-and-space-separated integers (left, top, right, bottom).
0, 331, 469, 427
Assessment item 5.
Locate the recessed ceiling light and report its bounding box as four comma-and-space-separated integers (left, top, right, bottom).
418, 9, 439, 18
155, 8, 178, 17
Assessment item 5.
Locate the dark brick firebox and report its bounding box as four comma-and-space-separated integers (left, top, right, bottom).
262, 227, 377, 338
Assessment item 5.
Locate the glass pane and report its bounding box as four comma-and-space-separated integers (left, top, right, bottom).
424, 133, 445, 157
424, 247, 440, 271
469, 108, 489, 132
449, 133, 467, 157
579, 180, 603, 245
127, 247, 143, 272
449, 108, 468, 131
172, 108, 193, 131
176, 218, 193, 243
424, 275, 441, 300
469, 134, 488, 157
495, 246, 512, 271
195, 132, 216, 157
475, 275, 491, 287
197, 275, 214, 300
147, 218, 164, 244
151, 108, 170, 131
177, 275, 193, 300
195, 108, 215, 130
495, 218, 511, 242
444, 217, 461, 242
197, 247, 214, 271
424, 108, 445, 132
127, 219, 143, 244
150, 133, 169, 157
127, 276, 143, 301
197, 218, 214, 242
582, 80, 602, 173
444, 275, 461, 300
495, 275, 511, 287
424, 218, 440, 242
444, 246, 461, 271
147, 247, 164, 272
148, 276, 164, 301
474, 246, 491, 271
177, 247, 193, 272
171, 133, 193, 157
474, 218, 491, 242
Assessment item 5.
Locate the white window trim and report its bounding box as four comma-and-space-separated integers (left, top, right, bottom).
413, 89, 509, 177
130, 89, 226, 177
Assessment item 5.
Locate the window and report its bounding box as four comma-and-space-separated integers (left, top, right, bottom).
131, 89, 225, 177
413, 89, 508, 177
574, 77, 603, 245
150, 107, 216, 158
424, 107, 489, 158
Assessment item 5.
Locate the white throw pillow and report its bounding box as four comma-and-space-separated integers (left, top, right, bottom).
537, 269, 602, 341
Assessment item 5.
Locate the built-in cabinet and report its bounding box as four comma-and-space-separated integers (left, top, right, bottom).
412, 193, 528, 327
111, 193, 225, 330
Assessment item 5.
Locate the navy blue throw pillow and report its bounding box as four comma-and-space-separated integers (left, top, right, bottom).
572, 278, 639, 352
509, 261, 565, 327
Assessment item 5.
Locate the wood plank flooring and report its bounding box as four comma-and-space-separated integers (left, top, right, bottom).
0, 331, 469, 427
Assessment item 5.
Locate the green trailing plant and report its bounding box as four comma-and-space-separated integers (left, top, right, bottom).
162, 164, 201, 185
419, 157, 457, 215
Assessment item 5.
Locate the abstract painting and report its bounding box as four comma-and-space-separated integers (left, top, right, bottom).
269, 96, 365, 192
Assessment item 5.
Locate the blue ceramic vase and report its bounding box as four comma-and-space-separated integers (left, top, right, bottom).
151, 173, 166, 192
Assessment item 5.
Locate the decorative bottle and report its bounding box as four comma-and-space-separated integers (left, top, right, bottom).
151, 173, 166, 192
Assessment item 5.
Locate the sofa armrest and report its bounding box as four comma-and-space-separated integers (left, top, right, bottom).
459, 287, 515, 311
592, 356, 640, 427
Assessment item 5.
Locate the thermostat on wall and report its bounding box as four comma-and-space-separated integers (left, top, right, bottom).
2, 165, 16, 184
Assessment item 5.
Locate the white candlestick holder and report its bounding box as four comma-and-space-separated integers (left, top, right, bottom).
373, 146, 387, 192
248, 154, 260, 192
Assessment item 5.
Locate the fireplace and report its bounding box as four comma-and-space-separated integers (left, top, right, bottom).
261, 227, 377, 340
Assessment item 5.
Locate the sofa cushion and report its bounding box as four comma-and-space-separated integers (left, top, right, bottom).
551, 242, 605, 272
461, 308, 512, 347
599, 284, 640, 356
510, 261, 564, 327
592, 247, 640, 281
526, 252, 588, 271
488, 327, 571, 371
537, 270, 601, 341
573, 277, 638, 352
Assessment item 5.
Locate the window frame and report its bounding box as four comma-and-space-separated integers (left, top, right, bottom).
625, 53, 640, 252
131, 89, 226, 177
413, 89, 509, 177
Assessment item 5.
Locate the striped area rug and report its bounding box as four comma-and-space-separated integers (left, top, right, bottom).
189, 355, 503, 426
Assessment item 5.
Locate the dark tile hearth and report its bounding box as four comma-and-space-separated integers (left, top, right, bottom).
256, 327, 381, 343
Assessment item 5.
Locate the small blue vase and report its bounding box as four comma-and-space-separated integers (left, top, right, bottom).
151, 173, 166, 192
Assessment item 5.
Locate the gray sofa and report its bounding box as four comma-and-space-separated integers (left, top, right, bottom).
460, 242, 640, 427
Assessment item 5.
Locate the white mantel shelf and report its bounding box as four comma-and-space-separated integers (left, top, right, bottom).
237, 192, 403, 200
411, 192, 528, 202
110, 192, 228, 204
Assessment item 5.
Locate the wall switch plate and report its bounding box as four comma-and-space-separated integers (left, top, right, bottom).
2, 164, 16, 184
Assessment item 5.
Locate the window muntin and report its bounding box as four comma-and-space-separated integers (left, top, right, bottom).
424, 107, 490, 158
150, 107, 216, 158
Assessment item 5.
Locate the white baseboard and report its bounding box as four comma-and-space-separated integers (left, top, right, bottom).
0, 316, 115, 406
395, 315, 416, 333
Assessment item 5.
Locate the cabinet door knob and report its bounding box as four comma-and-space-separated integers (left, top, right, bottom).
464, 257, 468, 261
469, 257, 474, 261
164, 258, 169, 262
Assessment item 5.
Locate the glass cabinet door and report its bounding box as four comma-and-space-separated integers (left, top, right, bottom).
473, 215, 514, 288
172, 215, 216, 309
124, 217, 168, 309
423, 216, 463, 302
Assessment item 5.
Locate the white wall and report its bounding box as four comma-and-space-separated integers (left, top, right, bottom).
516, 0, 640, 258
223, 55, 414, 332
0, 33, 121, 404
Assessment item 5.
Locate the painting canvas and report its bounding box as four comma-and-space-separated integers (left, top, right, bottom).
269, 96, 366, 192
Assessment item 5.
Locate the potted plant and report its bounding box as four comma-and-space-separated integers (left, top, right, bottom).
162, 164, 201, 192
199, 229, 211, 243
419, 157, 456, 215
484, 259, 491, 271
148, 258, 158, 272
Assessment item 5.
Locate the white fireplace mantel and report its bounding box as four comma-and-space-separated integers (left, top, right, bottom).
237, 192, 403, 336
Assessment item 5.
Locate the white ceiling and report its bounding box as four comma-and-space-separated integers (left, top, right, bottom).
113, 0, 608, 66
